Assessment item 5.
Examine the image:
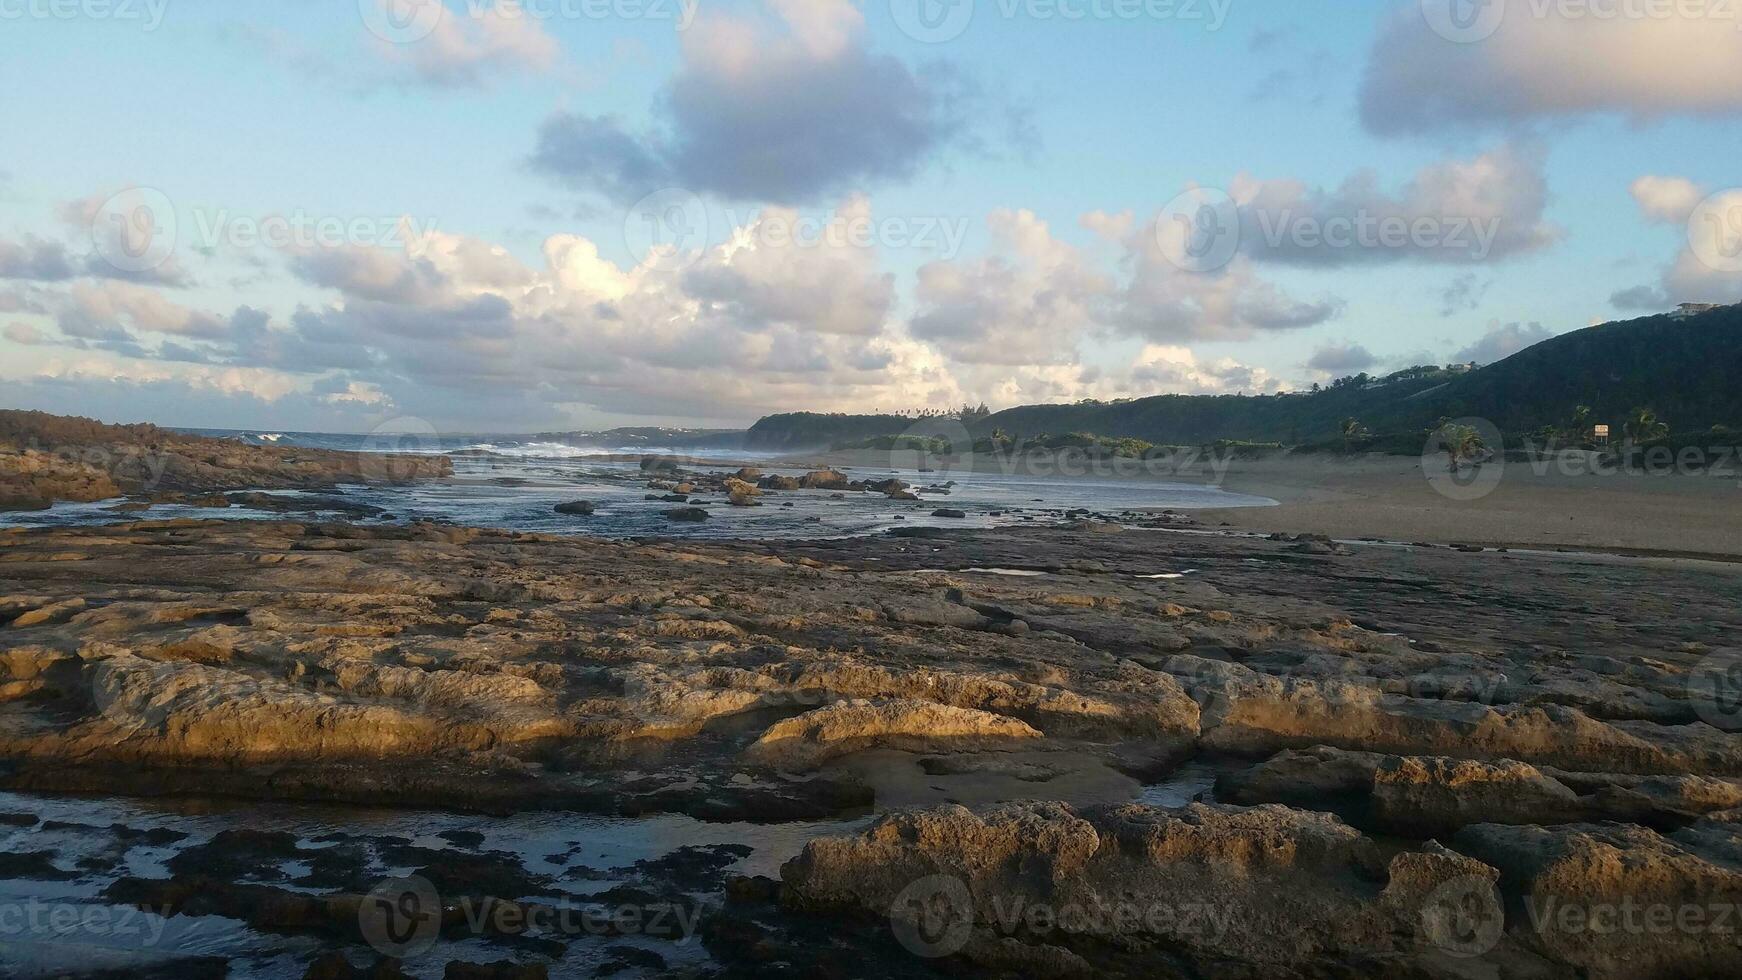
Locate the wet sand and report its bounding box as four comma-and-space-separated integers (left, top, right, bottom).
797, 447, 1742, 560
1195, 453, 1742, 560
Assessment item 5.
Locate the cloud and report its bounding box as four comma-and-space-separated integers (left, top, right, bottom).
1631, 175, 1704, 224
33, 357, 306, 401
0, 288, 52, 315
207, 197, 937, 423
364, 0, 559, 88
1454, 320, 1555, 364
42, 196, 1299, 427
935, 345, 1282, 411
911, 203, 1343, 356
2, 197, 1365, 428
1609, 284, 1668, 311
1128, 345, 1283, 395
4, 322, 47, 345
1362, 4, 1742, 134
313, 377, 392, 407
526, 114, 675, 203
1306, 341, 1378, 375
529, 0, 978, 203
3, 364, 408, 432
1100, 209, 1345, 342
56, 190, 194, 288
1439, 272, 1489, 317
1660, 247, 1742, 306
0, 236, 78, 282
909, 209, 1109, 364
1617, 178, 1742, 307
289, 244, 451, 306
56, 281, 228, 341
1231, 145, 1560, 266
679, 198, 896, 336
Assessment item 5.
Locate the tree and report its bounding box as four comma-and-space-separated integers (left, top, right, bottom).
1339, 418, 1371, 450
1565, 405, 1593, 444
1435, 421, 1486, 472
1623, 407, 1669, 444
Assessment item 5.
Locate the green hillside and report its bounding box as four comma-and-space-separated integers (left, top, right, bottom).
975, 306, 1742, 446
736, 307, 1742, 451
745, 413, 917, 450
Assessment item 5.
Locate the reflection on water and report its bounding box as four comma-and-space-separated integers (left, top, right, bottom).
0, 790, 870, 980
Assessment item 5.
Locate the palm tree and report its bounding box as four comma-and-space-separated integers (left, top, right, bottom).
1566, 405, 1593, 445
1436, 422, 1486, 472
1339, 418, 1370, 450
1623, 407, 1669, 444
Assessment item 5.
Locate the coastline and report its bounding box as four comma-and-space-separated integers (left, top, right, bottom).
1196, 452, 1742, 560
4, 516, 1742, 976
790, 447, 1742, 561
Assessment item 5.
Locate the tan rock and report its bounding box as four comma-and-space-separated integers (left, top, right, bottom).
746, 698, 1042, 768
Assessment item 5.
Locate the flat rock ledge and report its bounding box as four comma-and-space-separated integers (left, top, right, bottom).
745, 697, 1043, 768
1, 517, 1741, 976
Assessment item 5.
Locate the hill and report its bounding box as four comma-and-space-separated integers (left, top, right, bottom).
745, 413, 930, 451
973, 305, 1742, 447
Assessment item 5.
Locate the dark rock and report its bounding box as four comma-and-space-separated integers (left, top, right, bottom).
442, 962, 548, 980
302, 952, 411, 980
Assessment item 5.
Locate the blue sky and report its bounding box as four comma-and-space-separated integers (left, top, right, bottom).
2, 0, 1739, 432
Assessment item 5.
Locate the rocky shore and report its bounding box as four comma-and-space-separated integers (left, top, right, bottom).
0, 410, 451, 511
2, 516, 1740, 977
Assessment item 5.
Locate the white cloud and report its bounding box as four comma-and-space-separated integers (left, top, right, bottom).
58, 281, 227, 340
1128, 345, 1282, 395
1363, 4, 1742, 133
1615, 178, 1742, 308
1099, 210, 1345, 342
35, 357, 305, 401
909, 209, 1109, 364
367, 0, 560, 87
1630, 175, 1704, 224
318, 379, 392, 407
4, 322, 47, 345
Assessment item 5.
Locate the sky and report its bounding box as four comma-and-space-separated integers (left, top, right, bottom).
2, 0, 1740, 433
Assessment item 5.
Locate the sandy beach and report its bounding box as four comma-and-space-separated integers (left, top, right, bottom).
1198, 452, 1742, 560
795, 447, 1742, 560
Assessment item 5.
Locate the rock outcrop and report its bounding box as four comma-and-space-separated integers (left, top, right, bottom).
2, 514, 1741, 977
746, 698, 1042, 767
0, 409, 450, 508
1455, 821, 1742, 978
782, 800, 1519, 976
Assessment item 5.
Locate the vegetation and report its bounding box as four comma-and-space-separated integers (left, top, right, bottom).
830, 430, 1158, 459
744, 307, 1742, 455
1623, 407, 1670, 444
1339, 418, 1372, 450
746, 405, 992, 450
1432, 421, 1487, 471
969, 307, 1742, 449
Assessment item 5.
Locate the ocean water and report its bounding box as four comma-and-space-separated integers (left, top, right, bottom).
4, 432, 1275, 539
0, 789, 862, 979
